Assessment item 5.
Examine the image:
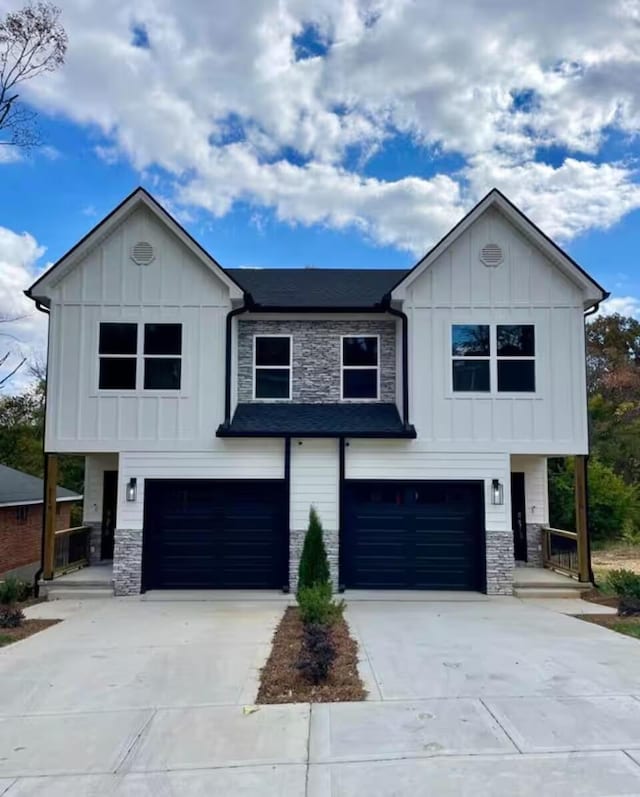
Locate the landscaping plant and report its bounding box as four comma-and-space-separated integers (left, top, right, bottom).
0, 605, 25, 628
0, 577, 31, 605
297, 506, 330, 592
606, 569, 640, 616
297, 623, 336, 685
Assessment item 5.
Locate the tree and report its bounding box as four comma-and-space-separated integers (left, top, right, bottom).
0, 2, 67, 148
0, 313, 28, 388
586, 313, 640, 402
297, 506, 330, 592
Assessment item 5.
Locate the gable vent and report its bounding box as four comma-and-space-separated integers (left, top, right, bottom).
479, 243, 504, 267
131, 241, 155, 266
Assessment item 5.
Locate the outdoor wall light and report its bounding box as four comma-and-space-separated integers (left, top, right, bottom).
491, 478, 504, 506
126, 477, 137, 502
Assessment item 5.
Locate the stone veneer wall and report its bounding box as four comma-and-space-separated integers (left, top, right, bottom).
237, 319, 396, 403
289, 527, 339, 593
113, 529, 143, 595
485, 528, 514, 595
526, 523, 543, 568
86, 521, 102, 565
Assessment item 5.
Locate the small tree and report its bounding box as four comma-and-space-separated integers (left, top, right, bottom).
297, 506, 330, 592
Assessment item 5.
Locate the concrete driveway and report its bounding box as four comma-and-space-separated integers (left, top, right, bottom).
1, 596, 640, 795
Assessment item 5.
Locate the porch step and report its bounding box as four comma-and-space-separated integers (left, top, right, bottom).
42, 586, 115, 601
513, 582, 592, 599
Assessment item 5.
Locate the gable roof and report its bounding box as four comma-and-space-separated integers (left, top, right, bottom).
227, 268, 408, 309
390, 188, 609, 310
26, 187, 245, 307
0, 464, 81, 507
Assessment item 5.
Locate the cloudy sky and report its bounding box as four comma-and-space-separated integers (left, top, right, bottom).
1, 0, 640, 390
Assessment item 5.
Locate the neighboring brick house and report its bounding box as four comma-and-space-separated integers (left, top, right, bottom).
0, 464, 81, 581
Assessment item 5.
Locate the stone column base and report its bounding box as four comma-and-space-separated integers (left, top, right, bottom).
526, 523, 543, 567
486, 528, 514, 595
113, 528, 143, 596
289, 527, 339, 593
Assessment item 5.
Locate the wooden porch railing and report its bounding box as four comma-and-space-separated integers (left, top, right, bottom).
53, 526, 90, 576
541, 527, 580, 578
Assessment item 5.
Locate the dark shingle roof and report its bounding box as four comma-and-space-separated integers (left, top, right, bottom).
0, 464, 81, 506
217, 403, 416, 438
225, 268, 409, 308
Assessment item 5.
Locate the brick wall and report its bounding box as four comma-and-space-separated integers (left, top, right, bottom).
0, 502, 73, 577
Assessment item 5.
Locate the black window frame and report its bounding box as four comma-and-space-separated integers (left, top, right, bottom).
341, 335, 379, 400
254, 335, 292, 400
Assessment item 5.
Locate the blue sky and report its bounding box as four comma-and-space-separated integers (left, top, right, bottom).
2, 0, 640, 389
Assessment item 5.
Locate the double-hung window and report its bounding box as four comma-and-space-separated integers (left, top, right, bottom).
342, 336, 379, 399
98, 322, 182, 390
451, 324, 535, 393
254, 336, 291, 399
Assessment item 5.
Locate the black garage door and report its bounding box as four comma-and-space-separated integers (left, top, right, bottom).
343, 481, 485, 590
143, 480, 288, 590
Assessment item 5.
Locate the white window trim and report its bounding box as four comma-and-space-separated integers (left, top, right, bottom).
340, 334, 380, 401
450, 323, 537, 397
253, 334, 292, 401
96, 322, 183, 395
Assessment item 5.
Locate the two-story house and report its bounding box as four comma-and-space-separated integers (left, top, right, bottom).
26, 188, 607, 596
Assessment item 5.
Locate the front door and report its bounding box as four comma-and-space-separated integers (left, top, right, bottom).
101, 470, 117, 560
511, 472, 527, 562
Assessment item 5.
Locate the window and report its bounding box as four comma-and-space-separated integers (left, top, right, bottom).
497, 325, 535, 392
144, 324, 182, 390
99, 323, 137, 389
451, 324, 535, 393
342, 336, 379, 399
98, 322, 182, 390
16, 506, 28, 524
451, 325, 490, 392
254, 336, 291, 399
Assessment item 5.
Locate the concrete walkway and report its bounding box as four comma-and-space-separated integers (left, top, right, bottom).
0, 596, 639, 795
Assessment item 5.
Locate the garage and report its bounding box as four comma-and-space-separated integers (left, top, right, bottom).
142, 480, 288, 590
342, 481, 485, 590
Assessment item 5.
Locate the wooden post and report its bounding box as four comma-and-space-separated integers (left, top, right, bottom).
574, 455, 590, 583
43, 453, 58, 580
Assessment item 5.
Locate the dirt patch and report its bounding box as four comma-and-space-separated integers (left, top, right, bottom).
0, 619, 60, 647
257, 607, 366, 704
581, 588, 619, 609
592, 544, 640, 576
580, 614, 640, 640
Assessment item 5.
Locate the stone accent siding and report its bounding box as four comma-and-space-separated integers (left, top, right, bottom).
86, 521, 102, 565
113, 528, 143, 595
238, 319, 396, 403
526, 523, 543, 568
289, 527, 339, 593
485, 528, 514, 595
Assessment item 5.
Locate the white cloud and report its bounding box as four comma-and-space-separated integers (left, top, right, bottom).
597, 295, 640, 319
0, 226, 47, 393
9, 0, 640, 252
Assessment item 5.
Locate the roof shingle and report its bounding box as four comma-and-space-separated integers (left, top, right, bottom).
0, 464, 81, 506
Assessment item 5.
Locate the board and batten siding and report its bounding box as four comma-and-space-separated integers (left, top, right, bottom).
511, 455, 549, 527
43, 205, 232, 452
290, 439, 339, 531
404, 206, 589, 455
346, 441, 511, 532
116, 442, 285, 530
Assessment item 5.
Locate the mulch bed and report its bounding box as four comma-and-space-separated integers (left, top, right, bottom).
581, 588, 619, 609
0, 619, 60, 647
579, 614, 640, 640
257, 607, 366, 704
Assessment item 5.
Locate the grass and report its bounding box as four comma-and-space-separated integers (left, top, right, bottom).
0, 633, 13, 647
611, 621, 640, 640
581, 614, 640, 640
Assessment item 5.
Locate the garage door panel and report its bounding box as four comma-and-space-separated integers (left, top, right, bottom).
143, 480, 287, 590
344, 481, 484, 590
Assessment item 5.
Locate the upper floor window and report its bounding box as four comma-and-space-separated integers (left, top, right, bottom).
452, 324, 535, 393
342, 336, 379, 399
98, 322, 182, 390
254, 336, 291, 399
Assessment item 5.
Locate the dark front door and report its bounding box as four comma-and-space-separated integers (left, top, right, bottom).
143, 480, 288, 590
343, 481, 485, 590
101, 470, 117, 560
511, 472, 527, 562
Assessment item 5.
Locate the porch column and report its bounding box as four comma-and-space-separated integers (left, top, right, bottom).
574, 455, 590, 583
42, 453, 58, 580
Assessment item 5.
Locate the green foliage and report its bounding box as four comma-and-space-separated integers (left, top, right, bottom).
606, 569, 640, 600
297, 506, 330, 592
0, 577, 31, 605
297, 583, 345, 626
0, 605, 24, 628
548, 458, 640, 544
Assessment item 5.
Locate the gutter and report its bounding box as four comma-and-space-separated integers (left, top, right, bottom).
216, 428, 417, 439
223, 298, 251, 424
383, 296, 411, 430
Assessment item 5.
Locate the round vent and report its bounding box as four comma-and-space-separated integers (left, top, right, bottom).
479, 242, 504, 267
130, 241, 155, 266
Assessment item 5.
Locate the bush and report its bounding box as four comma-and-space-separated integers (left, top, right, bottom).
297, 506, 330, 592
0, 605, 25, 628
548, 458, 640, 544
298, 583, 345, 626
0, 577, 31, 605
605, 569, 640, 616
297, 623, 336, 684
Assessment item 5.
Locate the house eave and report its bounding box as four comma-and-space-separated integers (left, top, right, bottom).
216, 425, 417, 439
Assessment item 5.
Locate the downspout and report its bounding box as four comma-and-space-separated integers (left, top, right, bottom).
384, 298, 410, 429
223, 298, 251, 425
26, 295, 50, 597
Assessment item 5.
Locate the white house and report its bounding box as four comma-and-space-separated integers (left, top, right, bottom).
26, 188, 607, 596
